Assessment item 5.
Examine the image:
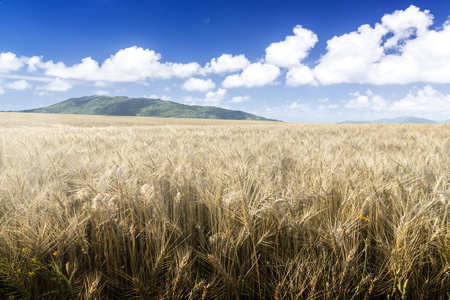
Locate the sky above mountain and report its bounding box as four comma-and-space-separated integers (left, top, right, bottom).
1, 0, 450, 122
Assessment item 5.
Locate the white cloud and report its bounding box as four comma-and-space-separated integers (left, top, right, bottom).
95, 90, 109, 95
37, 78, 72, 92
289, 101, 311, 111
314, 5, 450, 85
371, 22, 450, 84
381, 5, 433, 49
0, 74, 53, 82
6, 80, 32, 90
222, 62, 280, 88
390, 85, 450, 112
169, 62, 201, 79
286, 65, 315, 86
344, 86, 450, 113
0, 52, 24, 73
202, 54, 250, 74
183, 95, 198, 104
314, 23, 387, 84
345, 93, 370, 109
26, 56, 42, 72
145, 94, 171, 101
182, 77, 215, 92
2, 5, 450, 96
39, 46, 200, 82
34, 90, 49, 97
0, 85, 4, 95
204, 88, 227, 105
265, 25, 317, 86
94, 81, 110, 87
319, 104, 339, 110
231, 95, 251, 103
345, 90, 388, 110
182, 89, 227, 105
265, 25, 318, 68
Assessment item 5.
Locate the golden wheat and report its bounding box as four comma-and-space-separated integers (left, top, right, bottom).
0, 112, 448, 299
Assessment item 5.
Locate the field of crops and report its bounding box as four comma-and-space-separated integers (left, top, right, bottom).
0, 113, 448, 299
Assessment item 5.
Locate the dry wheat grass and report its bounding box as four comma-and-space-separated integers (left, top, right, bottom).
0, 115, 448, 299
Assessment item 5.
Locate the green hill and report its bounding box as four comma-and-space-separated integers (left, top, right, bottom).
21, 95, 279, 121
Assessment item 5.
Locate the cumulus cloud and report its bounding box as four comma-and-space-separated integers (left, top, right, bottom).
6, 80, 32, 90
34, 90, 50, 97
182, 77, 215, 92
39, 46, 200, 82
145, 94, 171, 101
222, 62, 280, 88
265, 25, 318, 68
345, 90, 388, 110
390, 85, 450, 112
0, 52, 24, 73
314, 23, 387, 84
381, 5, 433, 49
2, 5, 450, 93
286, 65, 315, 86
345, 92, 371, 109
314, 5, 450, 85
202, 54, 250, 74
344, 86, 450, 113
319, 104, 338, 110
94, 81, 110, 87
371, 23, 450, 84
26, 56, 42, 72
204, 88, 227, 104
95, 90, 109, 95
265, 25, 317, 86
0, 74, 53, 82
231, 95, 251, 103
37, 78, 72, 92
289, 101, 311, 111
182, 88, 227, 105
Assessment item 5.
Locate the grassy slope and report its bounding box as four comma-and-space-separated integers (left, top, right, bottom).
21, 95, 279, 121
0, 112, 281, 128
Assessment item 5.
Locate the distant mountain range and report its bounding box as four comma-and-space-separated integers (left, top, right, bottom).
20, 95, 279, 121
338, 116, 449, 124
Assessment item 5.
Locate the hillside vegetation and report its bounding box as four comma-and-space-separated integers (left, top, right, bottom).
0, 114, 448, 299
21, 95, 278, 121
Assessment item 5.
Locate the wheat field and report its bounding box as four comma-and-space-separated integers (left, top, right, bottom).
0, 113, 448, 299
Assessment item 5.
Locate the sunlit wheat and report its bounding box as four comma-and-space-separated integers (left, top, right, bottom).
0, 113, 448, 299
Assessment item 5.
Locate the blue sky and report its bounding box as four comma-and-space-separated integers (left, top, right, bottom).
1, 0, 450, 122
